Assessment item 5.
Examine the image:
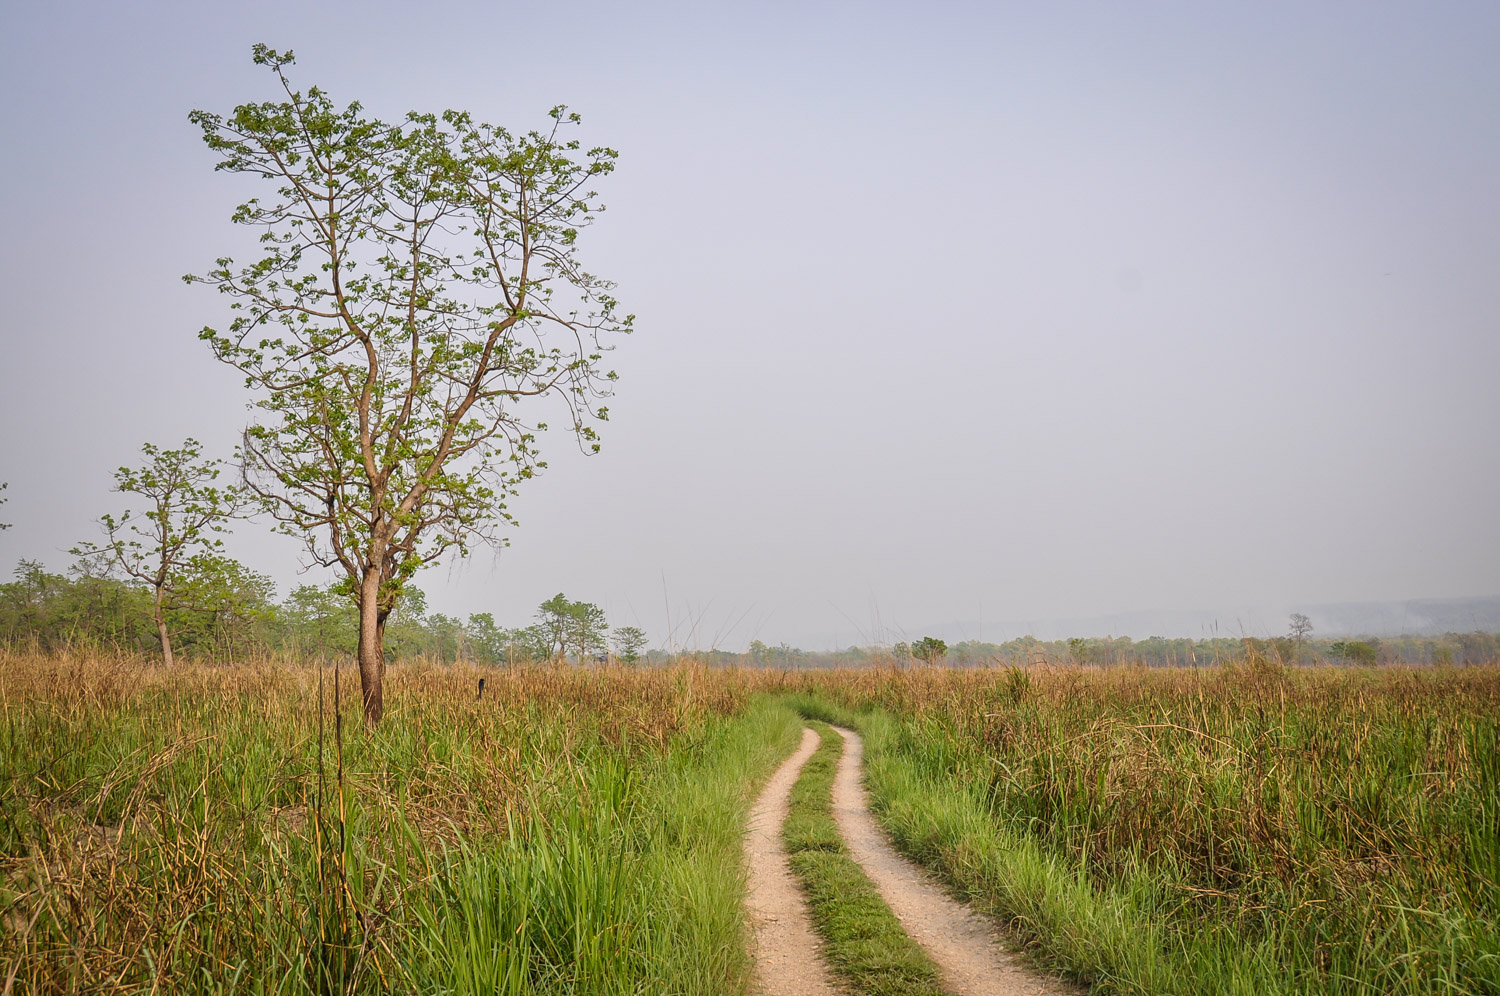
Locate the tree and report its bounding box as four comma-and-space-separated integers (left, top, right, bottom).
613, 625, 647, 664
188, 47, 630, 722
1330, 639, 1379, 664
0, 482, 10, 530
1288, 613, 1313, 652
73, 440, 244, 667
535, 593, 608, 662
172, 553, 276, 658
1067, 637, 1089, 665
283, 582, 358, 657
464, 612, 507, 663
912, 636, 947, 663
536, 593, 573, 659
571, 602, 609, 662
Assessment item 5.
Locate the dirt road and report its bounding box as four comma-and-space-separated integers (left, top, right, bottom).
744, 727, 840, 996
830, 727, 1077, 996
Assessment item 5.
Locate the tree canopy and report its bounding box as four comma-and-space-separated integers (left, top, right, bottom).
71, 439, 245, 667
188, 45, 630, 720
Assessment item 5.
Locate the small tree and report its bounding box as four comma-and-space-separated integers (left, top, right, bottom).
73, 440, 244, 666
190, 47, 629, 722
613, 625, 647, 664
1288, 613, 1313, 654
912, 636, 947, 663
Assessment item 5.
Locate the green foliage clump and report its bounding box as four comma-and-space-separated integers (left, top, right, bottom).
910, 636, 946, 663
536, 593, 609, 661
1330, 639, 1381, 663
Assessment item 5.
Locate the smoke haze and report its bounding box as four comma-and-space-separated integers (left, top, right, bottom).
1, 1, 1496, 650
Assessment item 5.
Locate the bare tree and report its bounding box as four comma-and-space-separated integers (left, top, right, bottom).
1288, 612, 1314, 655
188, 47, 629, 721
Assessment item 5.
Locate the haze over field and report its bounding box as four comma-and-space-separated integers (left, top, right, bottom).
1, 1, 1496, 650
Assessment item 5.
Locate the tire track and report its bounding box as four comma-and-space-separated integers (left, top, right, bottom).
744, 727, 840, 996
830, 727, 1079, 996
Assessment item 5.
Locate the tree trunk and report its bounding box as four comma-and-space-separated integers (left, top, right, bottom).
357, 571, 386, 724
154, 587, 174, 668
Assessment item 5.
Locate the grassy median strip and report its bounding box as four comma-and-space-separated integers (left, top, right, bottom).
784, 721, 949, 996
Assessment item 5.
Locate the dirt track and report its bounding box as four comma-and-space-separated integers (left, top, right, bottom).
743, 728, 839, 996
830, 727, 1077, 996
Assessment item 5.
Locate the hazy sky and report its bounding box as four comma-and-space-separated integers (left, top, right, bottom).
2, 1, 1496, 649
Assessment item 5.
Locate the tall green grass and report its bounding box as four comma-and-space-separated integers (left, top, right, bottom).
0, 652, 802, 994
791, 665, 1500, 995
401, 700, 804, 994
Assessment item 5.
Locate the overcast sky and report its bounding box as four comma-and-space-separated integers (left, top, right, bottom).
1, 1, 1496, 649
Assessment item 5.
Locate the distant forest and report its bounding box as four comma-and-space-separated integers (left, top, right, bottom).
3, 558, 1495, 667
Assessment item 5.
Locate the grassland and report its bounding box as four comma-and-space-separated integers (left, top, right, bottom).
0, 649, 800, 994
3, 650, 1496, 995
790, 663, 1500, 995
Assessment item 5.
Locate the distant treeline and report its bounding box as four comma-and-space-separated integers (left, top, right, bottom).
738, 632, 1500, 668
0, 559, 636, 664
937, 632, 1498, 667
5, 558, 1495, 666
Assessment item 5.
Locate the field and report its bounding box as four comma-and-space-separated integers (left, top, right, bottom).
2, 649, 1497, 995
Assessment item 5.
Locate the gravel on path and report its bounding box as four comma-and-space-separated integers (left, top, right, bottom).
831, 727, 1080, 996
744, 727, 841, 996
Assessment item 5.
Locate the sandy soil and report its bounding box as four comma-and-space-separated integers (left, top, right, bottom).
831, 727, 1080, 996
744, 727, 841, 996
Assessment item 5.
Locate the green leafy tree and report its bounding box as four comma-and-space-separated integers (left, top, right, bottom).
424, 612, 466, 661
1, 559, 157, 652
283, 582, 358, 657
188, 46, 629, 722
0, 560, 66, 644
73, 440, 245, 667
172, 553, 276, 657
535, 593, 608, 662
507, 624, 552, 664
536, 593, 574, 659
464, 612, 507, 663
381, 586, 432, 660
0, 482, 10, 531
613, 624, 647, 664
1329, 639, 1379, 664
912, 636, 947, 663
572, 602, 609, 662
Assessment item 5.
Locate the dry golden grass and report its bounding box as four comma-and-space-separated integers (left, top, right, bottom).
5, 649, 1495, 994
0, 649, 779, 994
